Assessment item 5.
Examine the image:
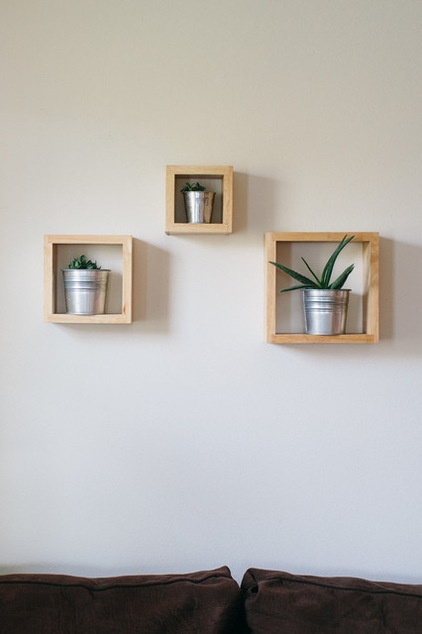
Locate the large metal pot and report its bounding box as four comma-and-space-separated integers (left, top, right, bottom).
62, 269, 110, 315
302, 289, 350, 335
183, 191, 215, 223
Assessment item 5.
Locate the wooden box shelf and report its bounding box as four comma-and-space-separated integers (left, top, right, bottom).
166, 165, 233, 234
265, 232, 379, 344
44, 235, 133, 324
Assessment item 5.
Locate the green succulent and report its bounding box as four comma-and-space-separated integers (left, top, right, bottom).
68, 254, 101, 270
180, 181, 206, 192
270, 235, 355, 293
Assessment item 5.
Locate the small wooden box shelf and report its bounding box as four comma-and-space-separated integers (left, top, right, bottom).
44, 235, 133, 324
166, 165, 233, 234
265, 232, 379, 344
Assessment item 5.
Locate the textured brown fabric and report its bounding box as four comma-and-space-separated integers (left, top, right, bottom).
0, 566, 242, 634
241, 568, 422, 633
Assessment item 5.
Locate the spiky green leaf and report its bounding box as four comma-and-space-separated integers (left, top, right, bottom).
301, 257, 323, 287
280, 284, 316, 293
329, 263, 355, 289
321, 235, 355, 287
269, 261, 317, 287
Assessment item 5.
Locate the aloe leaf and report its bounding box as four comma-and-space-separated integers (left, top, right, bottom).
269, 261, 316, 287
321, 235, 355, 287
301, 257, 322, 287
329, 263, 355, 289
280, 284, 315, 293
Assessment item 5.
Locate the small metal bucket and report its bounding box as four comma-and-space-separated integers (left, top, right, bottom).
303, 289, 350, 335
62, 269, 110, 315
183, 191, 215, 223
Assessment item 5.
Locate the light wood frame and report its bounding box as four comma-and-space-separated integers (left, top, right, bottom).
166, 165, 233, 234
44, 235, 133, 324
265, 232, 379, 344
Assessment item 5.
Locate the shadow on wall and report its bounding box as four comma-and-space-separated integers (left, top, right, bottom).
132, 238, 170, 333
0, 562, 163, 577
381, 238, 422, 351
233, 172, 282, 235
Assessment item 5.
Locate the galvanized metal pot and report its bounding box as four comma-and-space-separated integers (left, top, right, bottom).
183, 191, 215, 223
302, 289, 350, 335
62, 269, 110, 315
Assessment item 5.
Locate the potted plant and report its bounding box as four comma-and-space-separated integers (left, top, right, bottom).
180, 181, 215, 224
62, 255, 110, 315
269, 235, 355, 335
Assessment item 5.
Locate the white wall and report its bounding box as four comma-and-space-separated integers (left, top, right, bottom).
1, 0, 422, 584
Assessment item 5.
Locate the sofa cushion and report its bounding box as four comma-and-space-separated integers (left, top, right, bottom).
0, 565, 241, 634
241, 567, 422, 633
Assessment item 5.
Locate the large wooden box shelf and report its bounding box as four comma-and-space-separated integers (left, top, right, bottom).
265, 232, 379, 344
44, 235, 133, 324
166, 165, 233, 234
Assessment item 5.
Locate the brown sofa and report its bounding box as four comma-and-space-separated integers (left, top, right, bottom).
241, 568, 422, 633
1, 565, 422, 633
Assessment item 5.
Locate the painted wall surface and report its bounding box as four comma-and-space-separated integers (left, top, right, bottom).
1, 0, 421, 584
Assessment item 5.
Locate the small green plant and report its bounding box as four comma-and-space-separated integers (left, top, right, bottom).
68, 254, 101, 270
270, 235, 355, 293
180, 181, 206, 192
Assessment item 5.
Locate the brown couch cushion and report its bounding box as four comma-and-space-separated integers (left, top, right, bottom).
241, 567, 422, 633
0, 566, 241, 634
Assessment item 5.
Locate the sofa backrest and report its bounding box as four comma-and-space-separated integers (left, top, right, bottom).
3, 565, 422, 633
0, 566, 242, 634
241, 567, 422, 633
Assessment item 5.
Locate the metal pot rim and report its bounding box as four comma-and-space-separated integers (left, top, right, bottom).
302, 288, 351, 292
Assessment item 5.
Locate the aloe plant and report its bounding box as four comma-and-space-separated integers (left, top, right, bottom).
270, 235, 355, 293
68, 255, 101, 270
180, 181, 206, 192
